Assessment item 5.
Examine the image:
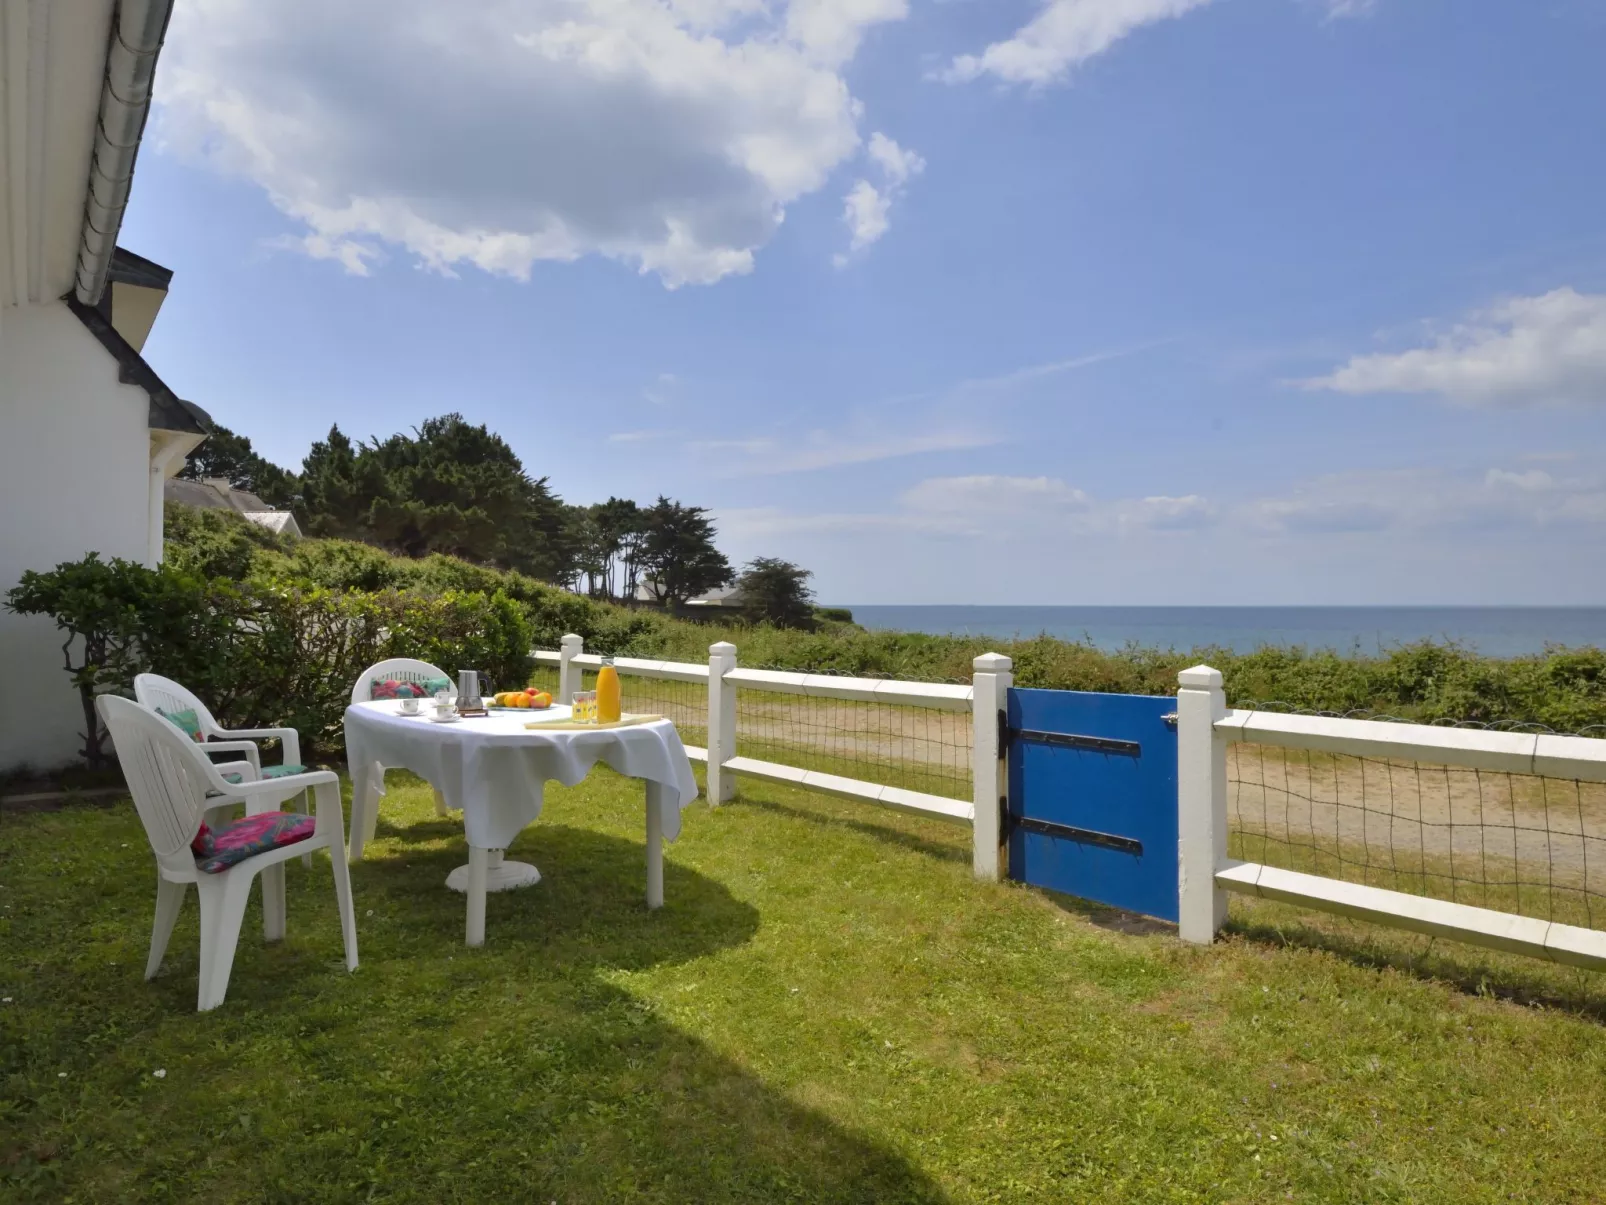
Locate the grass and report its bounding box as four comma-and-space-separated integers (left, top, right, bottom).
5, 772, 1606, 1202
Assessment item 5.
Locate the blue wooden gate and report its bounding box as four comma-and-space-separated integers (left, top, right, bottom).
1005, 688, 1179, 922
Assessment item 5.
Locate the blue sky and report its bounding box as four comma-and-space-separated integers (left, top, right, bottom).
123, 0, 1606, 605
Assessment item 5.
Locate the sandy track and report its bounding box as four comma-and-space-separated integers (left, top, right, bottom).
1229, 744, 1606, 888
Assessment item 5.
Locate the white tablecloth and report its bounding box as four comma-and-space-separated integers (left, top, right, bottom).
343, 701, 699, 850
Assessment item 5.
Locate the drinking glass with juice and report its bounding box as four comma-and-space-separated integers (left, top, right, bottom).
596, 657, 622, 723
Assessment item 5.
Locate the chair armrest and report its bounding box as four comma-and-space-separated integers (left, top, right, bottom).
215, 727, 302, 765
211, 760, 258, 782
231, 769, 338, 799
204, 740, 262, 771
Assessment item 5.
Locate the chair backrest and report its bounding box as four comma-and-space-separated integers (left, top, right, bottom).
98, 695, 234, 876
134, 673, 222, 738
351, 658, 455, 706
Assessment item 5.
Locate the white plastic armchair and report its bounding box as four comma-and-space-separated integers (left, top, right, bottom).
134, 673, 304, 776
134, 673, 312, 863
97, 695, 358, 1012
350, 659, 456, 832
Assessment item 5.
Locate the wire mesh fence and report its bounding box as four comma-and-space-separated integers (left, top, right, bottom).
735, 668, 972, 802
528, 665, 709, 750
1227, 708, 1606, 932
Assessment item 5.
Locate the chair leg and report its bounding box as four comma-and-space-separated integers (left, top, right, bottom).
261, 861, 287, 942
432, 786, 450, 818
195, 871, 254, 1011
326, 821, 360, 972
146, 877, 188, 980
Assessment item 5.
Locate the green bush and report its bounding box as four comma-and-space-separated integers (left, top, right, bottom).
7, 556, 535, 761
164, 504, 292, 581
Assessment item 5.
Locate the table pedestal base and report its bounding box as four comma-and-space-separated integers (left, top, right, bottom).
446, 849, 540, 894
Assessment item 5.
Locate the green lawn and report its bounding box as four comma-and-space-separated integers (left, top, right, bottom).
4, 770, 1606, 1203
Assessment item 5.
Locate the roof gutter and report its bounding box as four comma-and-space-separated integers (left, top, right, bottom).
73, 0, 176, 307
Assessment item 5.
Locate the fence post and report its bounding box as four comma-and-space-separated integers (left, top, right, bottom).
558, 633, 583, 704
1177, 664, 1228, 944
706, 641, 738, 804
971, 653, 1013, 882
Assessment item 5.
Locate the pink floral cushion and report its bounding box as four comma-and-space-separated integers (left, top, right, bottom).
191, 812, 315, 873
370, 678, 430, 701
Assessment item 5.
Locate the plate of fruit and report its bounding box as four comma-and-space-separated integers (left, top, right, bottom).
490, 689, 554, 711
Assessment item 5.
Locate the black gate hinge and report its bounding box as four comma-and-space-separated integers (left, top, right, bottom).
997, 709, 1009, 760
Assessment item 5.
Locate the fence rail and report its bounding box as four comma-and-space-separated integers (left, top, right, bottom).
533, 642, 1606, 973
1180, 673, 1606, 972
534, 638, 984, 840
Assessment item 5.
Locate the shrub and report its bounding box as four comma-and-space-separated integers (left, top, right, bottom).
163, 503, 291, 581
6, 555, 222, 767
8, 555, 537, 762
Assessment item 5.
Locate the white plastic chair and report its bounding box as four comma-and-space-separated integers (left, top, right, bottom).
135, 672, 314, 866
134, 673, 308, 805
97, 695, 358, 1012
350, 659, 457, 833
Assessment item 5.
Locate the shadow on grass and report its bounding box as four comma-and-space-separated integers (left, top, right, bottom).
732, 793, 970, 867
1225, 909, 1606, 1025
1045, 892, 1177, 937
2, 808, 946, 1203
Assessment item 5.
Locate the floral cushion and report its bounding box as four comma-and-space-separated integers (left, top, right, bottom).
220, 764, 307, 785
157, 707, 206, 743
423, 676, 453, 697
191, 811, 315, 873
370, 678, 432, 701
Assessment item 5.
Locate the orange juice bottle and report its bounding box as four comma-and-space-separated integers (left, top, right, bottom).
596, 657, 622, 723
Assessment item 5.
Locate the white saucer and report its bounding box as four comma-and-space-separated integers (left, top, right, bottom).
427, 713, 462, 724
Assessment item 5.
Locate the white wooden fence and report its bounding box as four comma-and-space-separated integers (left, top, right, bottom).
1177, 665, 1606, 972
533, 637, 1013, 880
531, 640, 1606, 972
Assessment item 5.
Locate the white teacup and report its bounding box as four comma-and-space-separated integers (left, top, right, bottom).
399, 697, 421, 715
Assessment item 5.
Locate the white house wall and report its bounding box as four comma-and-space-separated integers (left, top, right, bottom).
0, 299, 152, 773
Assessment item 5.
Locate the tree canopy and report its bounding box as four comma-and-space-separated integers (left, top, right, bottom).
178, 414, 789, 610
637, 498, 733, 612
736, 557, 816, 629
295, 415, 572, 580
177, 423, 298, 506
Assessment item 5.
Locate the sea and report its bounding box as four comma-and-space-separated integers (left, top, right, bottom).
836, 606, 1606, 658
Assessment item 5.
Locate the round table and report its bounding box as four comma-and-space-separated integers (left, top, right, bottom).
342, 700, 700, 945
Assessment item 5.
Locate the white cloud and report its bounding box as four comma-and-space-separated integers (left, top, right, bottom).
834, 132, 924, 265
1484, 468, 1554, 492
786, 0, 909, 65
942, 0, 1212, 87
867, 131, 924, 186
837, 181, 893, 260
902, 474, 1090, 516
1244, 466, 1606, 535
607, 430, 674, 444
1128, 494, 1214, 530
1302, 288, 1606, 407
159, 0, 913, 287
698, 427, 998, 474
1322, 0, 1376, 17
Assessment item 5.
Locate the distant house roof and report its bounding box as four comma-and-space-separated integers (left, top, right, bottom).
243, 511, 303, 538
633, 581, 744, 607
165, 478, 303, 539
684, 586, 743, 608
166, 477, 268, 512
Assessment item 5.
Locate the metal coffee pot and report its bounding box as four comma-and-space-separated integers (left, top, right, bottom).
456, 669, 493, 711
